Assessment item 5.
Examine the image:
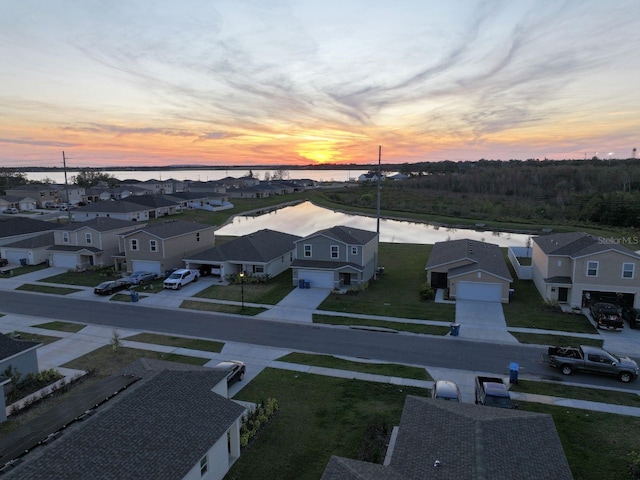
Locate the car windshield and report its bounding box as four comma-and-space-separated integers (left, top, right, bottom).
168, 272, 182, 279
484, 396, 513, 408
97, 282, 112, 288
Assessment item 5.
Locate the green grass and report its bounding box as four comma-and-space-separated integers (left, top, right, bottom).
180, 299, 267, 315
16, 284, 82, 295
32, 321, 85, 333
227, 368, 429, 480
112, 293, 148, 302
313, 314, 450, 335
125, 333, 224, 352
318, 243, 455, 321
511, 379, 640, 407
510, 332, 603, 347
0, 263, 48, 278
40, 268, 122, 287
194, 272, 294, 305
277, 352, 432, 380
5, 331, 62, 346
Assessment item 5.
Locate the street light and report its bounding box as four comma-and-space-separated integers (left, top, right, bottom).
239, 271, 245, 309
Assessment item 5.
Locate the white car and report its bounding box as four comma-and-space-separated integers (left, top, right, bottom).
163, 268, 199, 290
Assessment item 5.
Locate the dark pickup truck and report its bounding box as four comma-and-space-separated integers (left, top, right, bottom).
544, 345, 638, 383
474, 376, 517, 409
589, 302, 623, 330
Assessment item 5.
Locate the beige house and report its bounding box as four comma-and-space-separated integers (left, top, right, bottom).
532, 232, 640, 308
425, 239, 513, 303
116, 220, 215, 275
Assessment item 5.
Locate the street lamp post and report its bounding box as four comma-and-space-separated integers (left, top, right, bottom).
239, 271, 245, 309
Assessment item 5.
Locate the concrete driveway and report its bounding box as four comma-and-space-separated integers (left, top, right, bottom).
256, 287, 332, 322
453, 299, 519, 344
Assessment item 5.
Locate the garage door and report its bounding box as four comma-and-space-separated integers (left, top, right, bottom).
51, 253, 77, 269
298, 270, 334, 289
131, 260, 162, 275
457, 282, 502, 302
2, 250, 27, 265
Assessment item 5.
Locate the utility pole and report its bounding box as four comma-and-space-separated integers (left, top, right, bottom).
376, 145, 381, 235
63, 151, 72, 224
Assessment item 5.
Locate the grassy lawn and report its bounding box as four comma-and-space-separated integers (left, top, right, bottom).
180, 299, 267, 315
194, 272, 294, 305
0, 263, 48, 278
6, 331, 63, 346
313, 314, 450, 335
124, 333, 224, 352
16, 284, 82, 295
32, 321, 85, 333
510, 332, 603, 347
277, 352, 432, 380
40, 268, 122, 287
227, 369, 429, 480
519, 401, 640, 480
318, 243, 455, 321
511, 379, 640, 407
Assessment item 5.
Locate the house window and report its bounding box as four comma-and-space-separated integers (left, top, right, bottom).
200, 455, 208, 476
557, 260, 562, 267
254, 266, 264, 273
130, 239, 138, 251
150, 240, 157, 252
623, 263, 635, 279
330, 245, 339, 259
197, 232, 200, 242
85, 233, 92, 244
304, 244, 312, 257
62, 232, 69, 243
351, 246, 358, 255
587, 261, 598, 277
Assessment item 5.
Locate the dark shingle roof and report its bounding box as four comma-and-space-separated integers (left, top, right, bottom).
0, 334, 40, 361
533, 232, 640, 259
301, 226, 378, 245
5, 369, 245, 480
122, 195, 179, 208
291, 259, 365, 272
425, 239, 512, 281
2, 232, 54, 249
323, 396, 572, 480
124, 220, 213, 239
0, 217, 54, 239
74, 200, 150, 214
185, 229, 300, 263
53, 217, 140, 232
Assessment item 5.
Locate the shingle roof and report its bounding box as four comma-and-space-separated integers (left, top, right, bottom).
4, 368, 245, 480
0, 334, 40, 361
2, 232, 54, 249
123, 220, 213, 239
323, 396, 572, 480
425, 239, 512, 281
53, 217, 140, 232
533, 232, 640, 259
291, 259, 365, 272
74, 200, 150, 213
122, 195, 179, 208
185, 229, 300, 263
0, 217, 54, 239
300, 226, 378, 245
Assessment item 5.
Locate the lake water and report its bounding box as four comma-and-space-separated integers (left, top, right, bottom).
216, 201, 532, 247
22, 168, 370, 184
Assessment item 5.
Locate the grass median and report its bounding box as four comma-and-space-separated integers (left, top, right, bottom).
313, 314, 450, 335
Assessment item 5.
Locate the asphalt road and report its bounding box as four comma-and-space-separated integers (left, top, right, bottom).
3, 290, 639, 391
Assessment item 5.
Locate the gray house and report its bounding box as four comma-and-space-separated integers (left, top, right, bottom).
184, 229, 301, 278
322, 396, 573, 480
291, 226, 378, 289
0, 335, 41, 423
425, 239, 513, 303
0, 360, 246, 480
0, 217, 55, 247
72, 200, 152, 222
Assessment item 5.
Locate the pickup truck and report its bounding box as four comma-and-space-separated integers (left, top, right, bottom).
589, 302, 623, 330
474, 376, 517, 409
544, 345, 638, 383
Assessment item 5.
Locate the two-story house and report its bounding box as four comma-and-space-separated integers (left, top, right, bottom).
290, 225, 378, 290
532, 232, 640, 308
72, 199, 152, 222
116, 220, 215, 275
47, 218, 143, 270
5, 184, 84, 207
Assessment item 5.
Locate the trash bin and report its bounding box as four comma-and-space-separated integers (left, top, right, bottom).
508, 288, 515, 302
450, 323, 460, 336
44, 259, 50, 267
130, 290, 139, 303
304, 280, 310, 289
298, 279, 305, 289
509, 362, 519, 384
19, 258, 27, 266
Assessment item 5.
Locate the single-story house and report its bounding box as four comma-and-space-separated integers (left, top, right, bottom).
290, 225, 378, 290
0, 217, 55, 247
122, 194, 181, 218
0, 195, 37, 212
72, 200, 152, 222
322, 395, 572, 480
1, 232, 54, 266
183, 229, 301, 278
0, 334, 41, 423
425, 239, 513, 303
532, 231, 640, 308
0, 359, 246, 479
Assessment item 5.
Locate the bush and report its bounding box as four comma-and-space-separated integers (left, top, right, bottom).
240, 397, 279, 449
419, 284, 435, 301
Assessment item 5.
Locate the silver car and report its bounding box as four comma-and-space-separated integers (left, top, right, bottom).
432, 380, 462, 402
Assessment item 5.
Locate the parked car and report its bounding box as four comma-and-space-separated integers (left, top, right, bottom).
0, 258, 8, 267
431, 380, 462, 402
475, 376, 517, 409
94, 278, 133, 295
44, 201, 56, 209
622, 307, 640, 329
589, 302, 624, 330
125, 271, 159, 285
544, 345, 638, 383
213, 360, 246, 386
163, 268, 199, 290
3, 208, 18, 214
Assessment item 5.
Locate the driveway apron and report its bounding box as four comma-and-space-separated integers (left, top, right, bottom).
256, 287, 332, 322
454, 299, 519, 343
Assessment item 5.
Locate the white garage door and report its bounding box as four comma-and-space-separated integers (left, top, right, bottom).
131, 260, 162, 275
3, 250, 27, 265
51, 253, 77, 269
298, 270, 334, 289
457, 282, 502, 302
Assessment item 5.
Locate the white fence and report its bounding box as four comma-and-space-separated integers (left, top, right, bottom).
508, 246, 532, 280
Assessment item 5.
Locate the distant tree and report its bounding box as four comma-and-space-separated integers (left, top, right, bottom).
0, 168, 28, 193
72, 169, 117, 188
273, 168, 289, 180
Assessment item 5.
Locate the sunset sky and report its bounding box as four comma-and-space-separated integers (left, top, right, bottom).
1, 1, 639, 168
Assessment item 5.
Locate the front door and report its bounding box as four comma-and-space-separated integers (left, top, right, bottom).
558, 288, 568, 302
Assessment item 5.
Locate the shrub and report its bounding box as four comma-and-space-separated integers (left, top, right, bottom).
419, 284, 435, 301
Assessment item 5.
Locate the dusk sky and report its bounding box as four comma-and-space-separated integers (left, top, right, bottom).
1, 1, 639, 168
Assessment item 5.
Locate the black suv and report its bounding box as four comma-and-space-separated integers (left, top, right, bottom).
0, 258, 8, 267
622, 307, 640, 329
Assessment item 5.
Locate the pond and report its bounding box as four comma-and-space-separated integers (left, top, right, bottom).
216, 201, 532, 247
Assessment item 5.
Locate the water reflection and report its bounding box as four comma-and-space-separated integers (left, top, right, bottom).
217, 202, 532, 247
